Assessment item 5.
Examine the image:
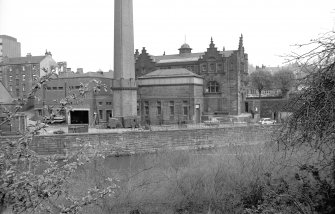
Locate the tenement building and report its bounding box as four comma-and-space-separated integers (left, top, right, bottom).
0, 51, 57, 99
135, 35, 248, 118
0, 35, 21, 62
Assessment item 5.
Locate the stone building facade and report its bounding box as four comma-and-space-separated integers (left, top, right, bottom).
135, 35, 248, 116
0, 52, 57, 99
137, 68, 204, 125
34, 71, 114, 126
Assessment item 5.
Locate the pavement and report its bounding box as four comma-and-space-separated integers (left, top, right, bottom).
37, 122, 254, 135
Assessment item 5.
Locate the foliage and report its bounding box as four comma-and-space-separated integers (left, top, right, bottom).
0, 68, 115, 213
249, 69, 273, 115
273, 69, 296, 97
278, 31, 335, 168
249, 69, 273, 95
274, 31, 335, 213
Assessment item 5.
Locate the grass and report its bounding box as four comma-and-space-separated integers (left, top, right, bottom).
41, 136, 334, 214
62, 142, 279, 213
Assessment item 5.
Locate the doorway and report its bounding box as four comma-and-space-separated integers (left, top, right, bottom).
195, 104, 200, 123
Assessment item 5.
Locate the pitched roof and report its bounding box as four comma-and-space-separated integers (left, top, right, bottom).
0, 81, 13, 104
58, 71, 114, 79
139, 68, 202, 79
150, 50, 235, 64
3, 56, 46, 65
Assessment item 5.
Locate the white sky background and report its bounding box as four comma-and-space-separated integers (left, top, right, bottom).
0, 0, 334, 72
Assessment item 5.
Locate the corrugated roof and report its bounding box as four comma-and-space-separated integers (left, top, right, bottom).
150, 50, 235, 64
4, 56, 46, 65
139, 68, 202, 78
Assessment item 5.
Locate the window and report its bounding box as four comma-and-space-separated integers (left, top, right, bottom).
169, 101, 174, 116
9, 75, 12, 82
207, 81, 219, 93
22, 66, 25, 71
16, 89, 20, 97
99, 110, 103, 120
209, 63, 215, 72
98, 102, 103, 106
183, 101, 188, 116
157, 101, 161, 115
52, 87, 57, 90
137, 101, 140, 116
202, 64, 207, 72
186, 66, 193, 71
106, 102, 112, 105
22, 75, 26, 81
144, 101, 149, 115
47, 87, 51, 90
58, 87, 64, 90
32, 74, 37, 81
9, 85, 13, 92
22, 84, 25, 92
217, 63, 223, 71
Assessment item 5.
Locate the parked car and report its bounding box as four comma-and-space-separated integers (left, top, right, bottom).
53, 129, 65, 134
52, 116, 66, 124
258, 118, 276, 125
204, 117, 220, 126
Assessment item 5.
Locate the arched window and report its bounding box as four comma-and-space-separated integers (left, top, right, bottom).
207, 81, 219, 93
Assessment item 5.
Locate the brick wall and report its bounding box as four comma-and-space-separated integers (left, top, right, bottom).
1, 125, 277, 156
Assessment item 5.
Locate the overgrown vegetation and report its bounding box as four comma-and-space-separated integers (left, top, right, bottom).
0, 69, 115, 213
273, 31, 335, 214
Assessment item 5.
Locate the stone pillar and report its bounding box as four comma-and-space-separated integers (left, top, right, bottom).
112, 0, 137, 119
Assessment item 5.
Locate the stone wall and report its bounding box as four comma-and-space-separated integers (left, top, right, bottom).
0, 125, 278, 156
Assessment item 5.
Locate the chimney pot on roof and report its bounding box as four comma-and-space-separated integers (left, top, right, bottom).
26, 53, 32, 57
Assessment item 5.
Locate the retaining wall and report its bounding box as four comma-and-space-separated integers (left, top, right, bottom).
1, 125, 278, 156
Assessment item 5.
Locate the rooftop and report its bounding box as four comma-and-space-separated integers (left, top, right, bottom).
0, 35, 18, 41
58, 71, 114, 79
150, 50, 235, 64
1, 56, 46, 65
0, 81, 13, 104
139, 68, 202, 79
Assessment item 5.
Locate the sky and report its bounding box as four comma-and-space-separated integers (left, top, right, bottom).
0, 0, 334, 72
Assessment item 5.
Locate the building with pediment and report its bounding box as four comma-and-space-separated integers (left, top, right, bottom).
135, 35, 248, 120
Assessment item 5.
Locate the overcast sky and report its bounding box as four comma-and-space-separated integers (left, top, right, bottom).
0, 0, 334, 72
